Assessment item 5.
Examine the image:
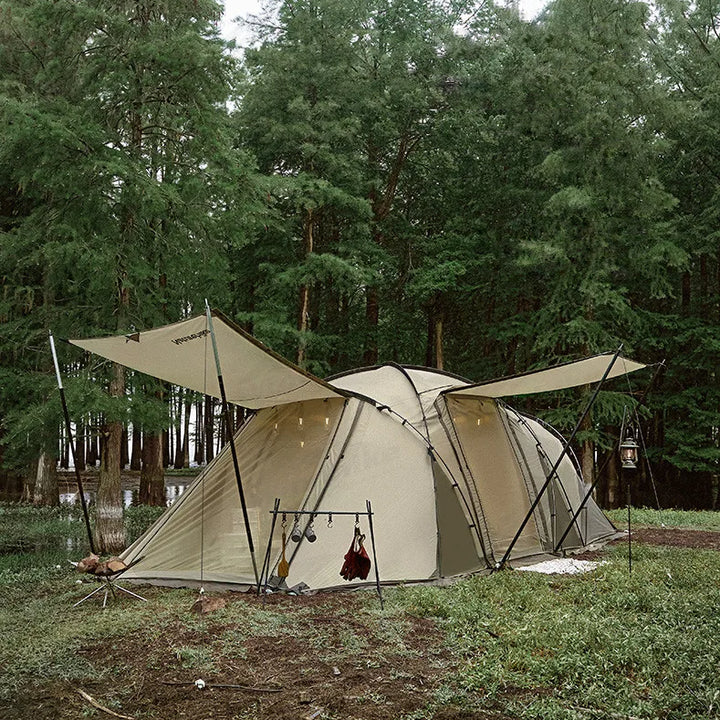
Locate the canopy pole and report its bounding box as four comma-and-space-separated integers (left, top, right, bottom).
205, 301, 259, 586
553, 358, 664, 552
49, 331, 96, 555
494, 346, 623, 570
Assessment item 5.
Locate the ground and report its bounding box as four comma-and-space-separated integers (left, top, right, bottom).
5, 525, 719, 720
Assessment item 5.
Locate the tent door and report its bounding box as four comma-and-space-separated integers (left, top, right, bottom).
433, 460, 483, 577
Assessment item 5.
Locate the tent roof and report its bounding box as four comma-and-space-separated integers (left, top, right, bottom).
69, 311, 348, 410
444, 353, 647, 399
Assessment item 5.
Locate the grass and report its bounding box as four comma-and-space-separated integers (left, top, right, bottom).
606, 506, 720, 531
396, 542, 720, 718
1, 501, 720, 718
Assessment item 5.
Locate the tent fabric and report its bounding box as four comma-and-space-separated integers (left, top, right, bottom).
69, 312, 346, 410
120, 364, 620, 590
71, 315, 644, 409
445, 353, 646, 399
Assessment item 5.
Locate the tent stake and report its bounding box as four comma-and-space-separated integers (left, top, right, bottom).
49, 331, 96, 555
205, 301, 259, 586
495, 346, 622, 570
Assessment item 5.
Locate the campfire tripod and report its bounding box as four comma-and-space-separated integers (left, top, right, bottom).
73, 571, 147, 609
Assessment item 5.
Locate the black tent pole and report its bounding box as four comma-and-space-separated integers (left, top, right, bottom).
494, 346, 623, 571
49, 331, 96, 555
553, 359, 664, 553
205, 301, 260, 586
366, 499, 383, 610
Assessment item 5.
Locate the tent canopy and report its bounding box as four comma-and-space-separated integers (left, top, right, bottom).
70, 311, 347, 410
71, 314, 647, 408
445, 353, 646, 399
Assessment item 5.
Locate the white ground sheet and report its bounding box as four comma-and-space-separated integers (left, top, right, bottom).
516, 558, 604, 575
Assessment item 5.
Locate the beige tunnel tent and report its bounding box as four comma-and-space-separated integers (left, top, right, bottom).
71, 312, 646, 590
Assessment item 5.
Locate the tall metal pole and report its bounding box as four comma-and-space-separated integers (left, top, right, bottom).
49, 331, 96, 555
554, 359, 663, 553
495, 347, 623, 570
627, 475, 632, 574
205, 301, 259, 586
366, 499, 383, 610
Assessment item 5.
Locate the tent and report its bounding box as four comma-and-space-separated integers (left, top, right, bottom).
70, 311, 645, 591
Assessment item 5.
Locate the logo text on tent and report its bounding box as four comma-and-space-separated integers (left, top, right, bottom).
172, 330, 210, 346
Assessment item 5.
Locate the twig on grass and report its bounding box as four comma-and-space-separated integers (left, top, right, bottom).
77, 689, 134, 720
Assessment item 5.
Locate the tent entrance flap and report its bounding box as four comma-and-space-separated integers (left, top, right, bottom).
433, 460, 484, 577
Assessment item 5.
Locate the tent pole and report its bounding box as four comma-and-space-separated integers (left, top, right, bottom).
49, 331, 96, 555
205, 302, 259, 586
366, 499, 383, 609
259, 498, 280, 596
495, 346, 623, 570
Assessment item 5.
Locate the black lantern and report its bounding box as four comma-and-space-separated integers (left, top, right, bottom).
620, 430, 639, 470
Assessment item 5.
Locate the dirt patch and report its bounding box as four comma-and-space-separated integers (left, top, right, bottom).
631, 526, 720, 550
6, 591, 482, 720
10, 527, 716, 720
576, 526, 720, 560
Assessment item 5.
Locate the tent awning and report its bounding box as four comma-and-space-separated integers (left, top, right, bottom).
69, 311, 348, 409
444, 353, 647, 399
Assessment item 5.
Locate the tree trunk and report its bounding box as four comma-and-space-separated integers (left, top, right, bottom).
363, 286, 379, 366
174, 388, 185, 469
205, 395, 215, 463
606, 448, 621, 509
75, 421, 86, 471
194, 399, 204, 465
22, 461, 36, 502
87, 423, 98, 467
425, 308, 435, 368
33, 451, 59, 506
130, 426, 142, 471
183, 396, 192, 468
297, 207, 314, 366
162, 428, 170, 467
120, 426, 129, 468
140, 431, 165, 506
60, 425, 70, 469
434, 315, 444, 371
96, 362, 126, 554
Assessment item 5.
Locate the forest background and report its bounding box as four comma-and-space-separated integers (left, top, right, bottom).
1, 0, 719, 551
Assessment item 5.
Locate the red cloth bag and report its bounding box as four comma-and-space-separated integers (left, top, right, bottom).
340, 528, 371, 581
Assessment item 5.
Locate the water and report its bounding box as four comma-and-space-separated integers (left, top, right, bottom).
1, 476, 191, 507
58, 483, 189, 508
